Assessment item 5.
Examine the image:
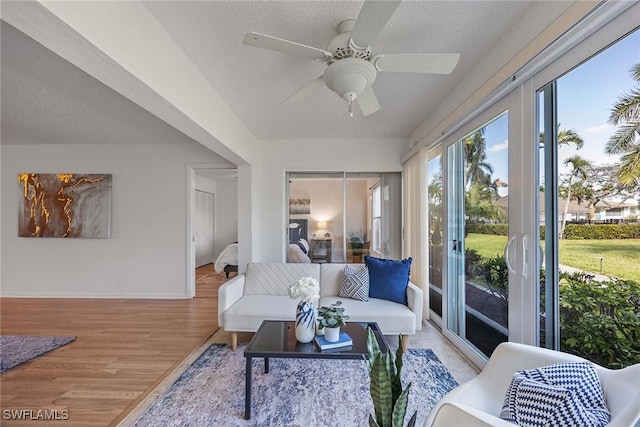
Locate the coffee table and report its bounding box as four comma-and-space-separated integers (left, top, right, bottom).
243, 320, 389, 420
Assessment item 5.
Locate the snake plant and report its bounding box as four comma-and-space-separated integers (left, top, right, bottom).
365, 328, 417, 427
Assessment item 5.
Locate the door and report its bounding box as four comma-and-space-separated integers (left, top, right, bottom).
442, 107, 513, 364
427, 150, 444, 324
195, 190, 214, 268
536, 28, 640, 368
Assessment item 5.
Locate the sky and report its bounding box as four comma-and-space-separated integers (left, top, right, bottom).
426, 28, 639, 200
557, 29, 639, 173
483, 28, 639, 196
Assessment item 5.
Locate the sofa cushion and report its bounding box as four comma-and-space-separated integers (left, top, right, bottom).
244, 263, 320, 296
319, 296, 416, 335
500, 362, 610, 427
319, 263, 362, 296
223, 295, 299, 331
339, 264, 369, 301
365, 256, 412, 305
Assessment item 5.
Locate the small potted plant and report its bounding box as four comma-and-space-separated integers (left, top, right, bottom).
317, 301, 349, 342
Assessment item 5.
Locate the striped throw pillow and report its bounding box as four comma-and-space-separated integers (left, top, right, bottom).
339, 265, 369, 301
500, 362, 610, 427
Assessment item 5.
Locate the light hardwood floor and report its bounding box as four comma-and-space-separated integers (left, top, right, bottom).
0, 264, 231, 427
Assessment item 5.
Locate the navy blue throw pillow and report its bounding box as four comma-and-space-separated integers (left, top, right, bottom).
365, 256, 412, 305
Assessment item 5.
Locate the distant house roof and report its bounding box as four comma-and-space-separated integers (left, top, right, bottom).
496, 194, 591, 214
594, 199, 639, 210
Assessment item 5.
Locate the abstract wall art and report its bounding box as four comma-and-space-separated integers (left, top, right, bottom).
289, 198, 311, 214
18, 173, 112, 238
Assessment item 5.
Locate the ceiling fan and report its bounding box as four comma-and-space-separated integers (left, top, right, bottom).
243, 0, 460, 117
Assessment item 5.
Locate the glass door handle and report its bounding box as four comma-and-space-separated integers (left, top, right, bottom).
522, 234, 529, 279
504, 235, 516, 274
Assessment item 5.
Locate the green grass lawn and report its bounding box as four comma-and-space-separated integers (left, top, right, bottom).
465, 233, 640, 282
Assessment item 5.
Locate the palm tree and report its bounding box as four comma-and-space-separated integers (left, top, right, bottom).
606, 63, 640, 186
559, 155, 591, 239
464, 128, 493, 188
557, 128, 585, 149
538, 124, 585, 149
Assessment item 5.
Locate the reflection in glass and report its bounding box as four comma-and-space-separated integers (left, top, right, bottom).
428, 155, 443, 318
287, 172, 401, 264
447, 112, 510, 358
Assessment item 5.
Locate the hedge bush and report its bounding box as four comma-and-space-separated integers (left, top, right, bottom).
558, 272, 640, 368
466, 223, 508, 236
467, 223, 640, 239
468, 254, 640, 369
562, 224, 640, 239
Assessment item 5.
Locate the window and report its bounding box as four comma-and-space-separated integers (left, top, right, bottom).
446, 111, 510, 359
537, 28, 639, 368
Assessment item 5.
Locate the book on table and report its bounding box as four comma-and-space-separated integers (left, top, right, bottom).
314, 332, 352, 351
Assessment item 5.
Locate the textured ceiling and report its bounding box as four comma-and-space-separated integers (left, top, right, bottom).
0, 21, 222, 153
144, 0, 535, 140
1, 1, 537, 148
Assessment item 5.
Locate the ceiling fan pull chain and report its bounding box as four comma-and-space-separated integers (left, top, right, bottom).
348, 93, 354, 117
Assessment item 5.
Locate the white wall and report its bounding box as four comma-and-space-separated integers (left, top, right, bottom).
213, 179, 238, 258
289, 178, 344, 238
255, 138, 405, 262
195, 175, 216, 194
345, 179, 368, 239
1, 142, 231, 298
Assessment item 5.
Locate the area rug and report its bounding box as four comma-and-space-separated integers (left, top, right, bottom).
134, 344, 458, 427
0, 335, 76, 373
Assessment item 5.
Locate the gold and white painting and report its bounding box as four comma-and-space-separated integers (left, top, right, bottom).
18, 173, 112, 238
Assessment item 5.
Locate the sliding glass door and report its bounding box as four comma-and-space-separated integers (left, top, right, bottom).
424, 5, 637, 368
287, 172, 401, 264
427, 151, 444, 323
444, 111, 511, 360
536, 29, 640, 368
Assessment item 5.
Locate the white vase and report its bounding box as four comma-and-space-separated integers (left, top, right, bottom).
324, 326, 340, 342
295, 301, 316, 343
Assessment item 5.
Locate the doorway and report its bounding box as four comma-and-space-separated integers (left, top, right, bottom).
194, 190, 214, 268
187, 166, 238, 298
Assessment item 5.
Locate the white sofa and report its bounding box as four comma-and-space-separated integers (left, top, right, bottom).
218, 262, 423, 350
424, 342, 640, 427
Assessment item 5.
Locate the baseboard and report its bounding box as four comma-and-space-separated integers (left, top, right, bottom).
0, 291, 190, 299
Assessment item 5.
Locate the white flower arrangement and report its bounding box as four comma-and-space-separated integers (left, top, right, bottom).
289, 276, 320, 302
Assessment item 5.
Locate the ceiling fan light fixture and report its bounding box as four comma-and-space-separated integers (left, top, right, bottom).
323, 58, 376, 116
244, 0, 460, 117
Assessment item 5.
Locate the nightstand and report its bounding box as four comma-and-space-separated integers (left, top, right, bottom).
310, 239, 332, 263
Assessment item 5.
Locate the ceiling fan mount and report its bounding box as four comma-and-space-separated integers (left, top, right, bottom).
243, 0, 460, 117
326, 20, 372, 63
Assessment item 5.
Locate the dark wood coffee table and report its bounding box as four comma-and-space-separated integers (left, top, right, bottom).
243, 320, 389, 420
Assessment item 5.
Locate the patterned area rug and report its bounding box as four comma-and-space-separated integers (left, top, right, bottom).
134, 344, 458, 427
0, 335, 76, 373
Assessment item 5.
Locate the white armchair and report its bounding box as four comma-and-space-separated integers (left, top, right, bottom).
424, 342, 640, 427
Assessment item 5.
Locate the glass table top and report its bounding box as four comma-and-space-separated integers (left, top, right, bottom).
244, 321, 389, 359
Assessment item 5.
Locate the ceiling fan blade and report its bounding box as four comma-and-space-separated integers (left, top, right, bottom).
357, 87, 381, 116
350, 0, 401, 49
374, 53, 460, 74
280, 76, 325, 107
243, 32, 332, 62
